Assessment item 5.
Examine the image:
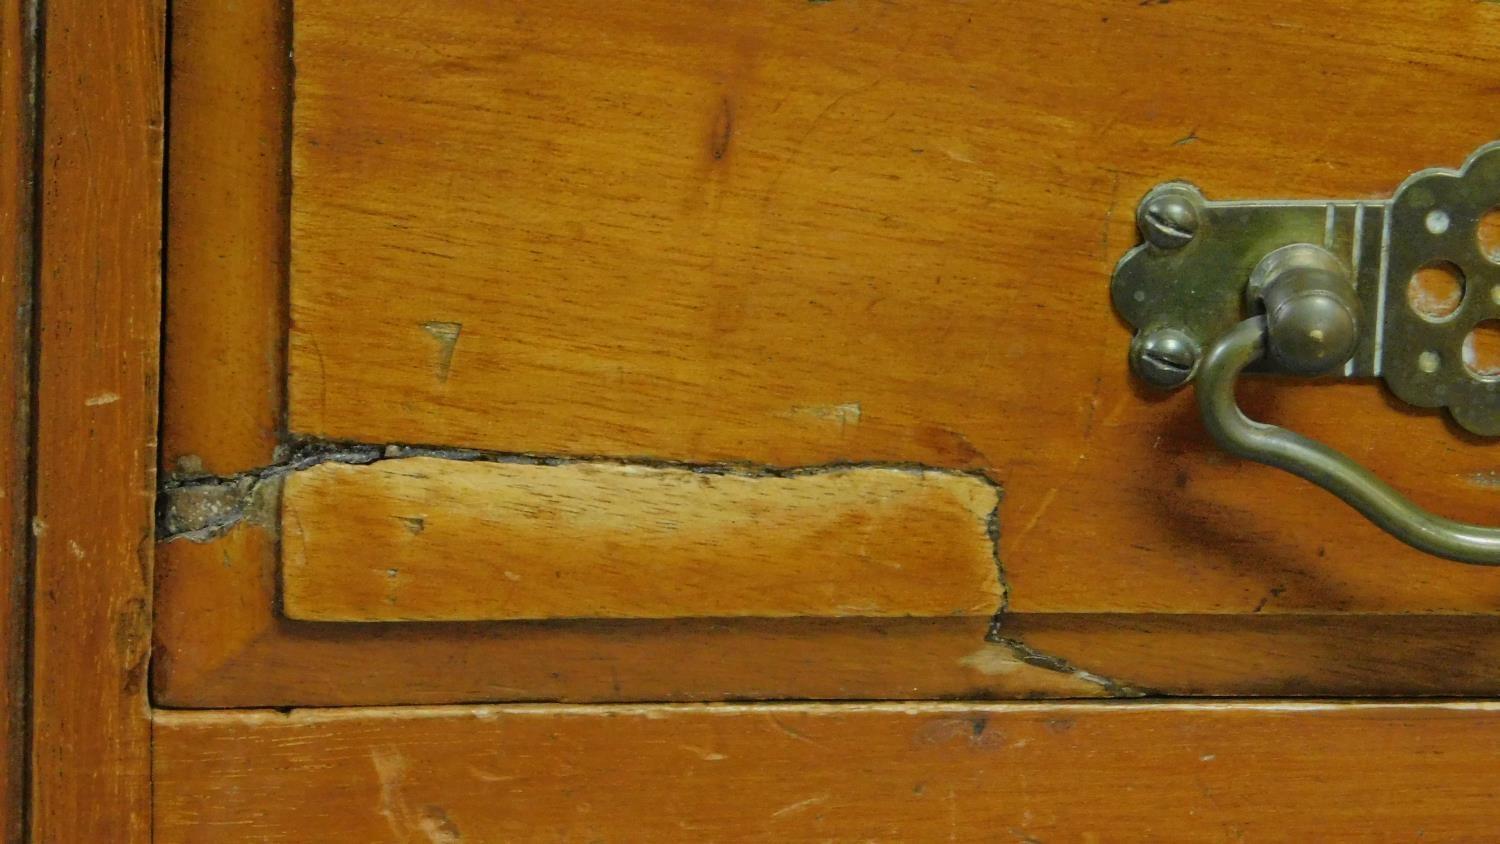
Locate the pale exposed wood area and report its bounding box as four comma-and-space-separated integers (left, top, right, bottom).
285, 0, 1500, 615
156, 523, 1500, 706
30, 0, 162, 838
0, 0, 31, 837
162, 0, 288, 477
282, 458, 1001, 622
154, 702, 1500, 841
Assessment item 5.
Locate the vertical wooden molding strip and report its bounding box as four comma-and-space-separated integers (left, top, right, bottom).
30, 0, 163, 839
0, 0, 35, 837
162, 0, 290, 477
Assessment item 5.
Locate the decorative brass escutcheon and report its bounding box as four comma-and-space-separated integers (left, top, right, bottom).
1112, 143, 1500, 565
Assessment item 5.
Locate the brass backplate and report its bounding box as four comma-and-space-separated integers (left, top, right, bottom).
1112, 142, 1500, 436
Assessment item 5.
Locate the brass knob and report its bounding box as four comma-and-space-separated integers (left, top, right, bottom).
1247, 244, 1359, 376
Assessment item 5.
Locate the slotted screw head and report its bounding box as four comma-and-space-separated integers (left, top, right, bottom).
1131, 328, 1200, 389
1138, 193, 1200, 250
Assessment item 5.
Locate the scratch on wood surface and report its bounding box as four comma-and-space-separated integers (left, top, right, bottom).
1099, 168, 1122, 263
771, 794, 829, 818
1172, 127, 1199, 146
680, 744, 728, 762
371, 747, 409, 841
465, 766, 518, 783
1461, 471, 1500, 489
1009, 486, 1059, 553
765, 713, 828, 750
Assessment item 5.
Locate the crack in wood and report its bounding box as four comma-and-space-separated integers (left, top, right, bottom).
985, 623, 1152, 697
158, 436, 1006, 544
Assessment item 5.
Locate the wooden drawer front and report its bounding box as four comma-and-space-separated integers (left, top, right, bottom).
158, 0, 1500, 707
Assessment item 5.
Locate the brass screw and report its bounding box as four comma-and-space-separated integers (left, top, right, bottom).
1131, 328, 1200, 389
1139, 193, 1200, 250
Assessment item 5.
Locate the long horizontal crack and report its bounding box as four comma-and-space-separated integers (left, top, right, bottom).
158, 436, 1006, 541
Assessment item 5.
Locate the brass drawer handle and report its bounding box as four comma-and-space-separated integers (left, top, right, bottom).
1113, 142, 1500, 565
1200, 314, 1500, 565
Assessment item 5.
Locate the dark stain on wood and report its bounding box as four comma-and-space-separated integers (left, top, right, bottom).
709, 95, 734, 161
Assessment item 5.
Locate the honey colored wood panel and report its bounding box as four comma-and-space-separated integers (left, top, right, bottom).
162, 0, 289, 477
287, 0, 1500, 616
0, 0, 32, 837
156, 523, 1500, 707
155, 702, 1500, 841
31, 0, 162, 838
282, 458, 1001, 622
160, 0, 1500, 706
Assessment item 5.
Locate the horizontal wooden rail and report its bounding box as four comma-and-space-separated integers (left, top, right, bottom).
156, 701, 1500, 841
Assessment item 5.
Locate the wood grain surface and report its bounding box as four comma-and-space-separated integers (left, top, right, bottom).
158, 0, 1500, 705
157, 520, 1113, 706
30, 0, 163, 839
282, 458, 1001, 622
157, 521, 1500, 706
0, 0, 32, 837
162, 0, 289, 478
284, 0, 1500, 615
154, 701, 1500, 841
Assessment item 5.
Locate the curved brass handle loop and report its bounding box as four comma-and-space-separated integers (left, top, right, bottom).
1198, 316, 1500, 566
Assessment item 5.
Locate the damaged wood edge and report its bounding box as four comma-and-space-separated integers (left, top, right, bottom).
157, 436, 1010, 547
986, 620, 1153, 698
984, 496, 1145, 697
157, 437, 1154, 696
156, 443, 380, 541
283, 456, 1004, 622
976, 485, 1125, 698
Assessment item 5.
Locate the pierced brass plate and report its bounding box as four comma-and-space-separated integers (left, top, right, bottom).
1384, 144, 1500, 435
1112, 142, 1500, 436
